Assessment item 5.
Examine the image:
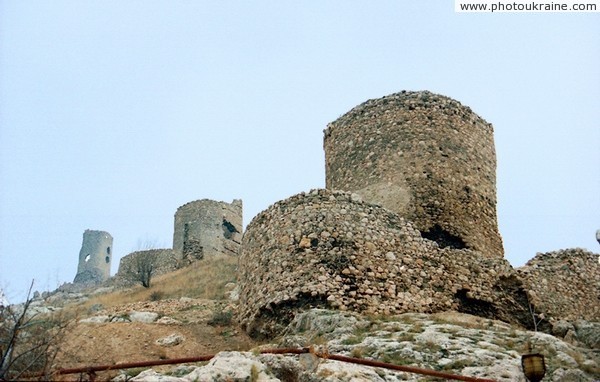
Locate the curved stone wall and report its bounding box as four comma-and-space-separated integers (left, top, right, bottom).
324, 91, 503, 258
173, 199, 243, 260
518, 248, 600, 322
73, 229, 113, 285
238, 189, 529, 338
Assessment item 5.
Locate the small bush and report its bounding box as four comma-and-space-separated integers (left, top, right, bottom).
149, 290, 164, 301
342, 335, 364, 345
442, 358, 473, 370
125, 367, 148, 377
350, 347, 364, 358
207, 309, 233, 326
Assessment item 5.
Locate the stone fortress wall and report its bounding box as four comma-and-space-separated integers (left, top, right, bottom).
238, 189, 530, 338
324, 91, 503, 259
73, 230, 113, 285
173, 199, 243, 261
518, 248, 600, 322
114, 249, 178, 286
238, 90, 599, 338
69, 90, 598, 341
114, 198, 243, 280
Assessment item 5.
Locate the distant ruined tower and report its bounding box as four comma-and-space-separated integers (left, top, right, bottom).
173, 199, 243, 260
73, 229, 113, 285
324, 91, 504, 258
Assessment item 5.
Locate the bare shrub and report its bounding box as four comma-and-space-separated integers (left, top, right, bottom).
0, 282, 71, 381
149, 290, 164, 301
207, 309, 233, 326
128, 251, 159, 288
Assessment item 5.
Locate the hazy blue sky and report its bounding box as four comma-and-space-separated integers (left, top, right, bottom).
1, 1, 598, 302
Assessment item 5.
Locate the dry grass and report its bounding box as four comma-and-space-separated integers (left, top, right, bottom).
74, 255, 238, 313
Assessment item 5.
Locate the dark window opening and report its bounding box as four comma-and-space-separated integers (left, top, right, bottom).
105, 256, 110, 263
106, 247, 111, 254
422, 224, 466, 249
222, 219, 239, 239
183, 223, 190, 247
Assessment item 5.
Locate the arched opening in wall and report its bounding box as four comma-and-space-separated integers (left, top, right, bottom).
454, 289, 497, 318
107, 247, 111, 254
222, 219, 239, 239
422, 224, 466, 249
105, 256, 110, 263
85, 254, 91, 262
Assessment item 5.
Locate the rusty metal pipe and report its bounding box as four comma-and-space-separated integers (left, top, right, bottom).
53, 355, 216, 375
319, 352, 497, 382
34, 347, 496, 382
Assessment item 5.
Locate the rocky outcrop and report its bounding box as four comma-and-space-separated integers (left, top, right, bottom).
122, 309, 600, 381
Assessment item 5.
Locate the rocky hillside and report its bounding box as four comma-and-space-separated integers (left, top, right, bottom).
5, 256, 599, 381
117, 309, 599, 382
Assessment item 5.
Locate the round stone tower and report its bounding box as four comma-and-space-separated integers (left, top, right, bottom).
324, 91, 503, 258
173, 199, 243, 260
73, 229, 113, 285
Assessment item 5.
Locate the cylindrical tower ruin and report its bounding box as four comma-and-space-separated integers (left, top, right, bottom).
173, 199, 243, 260
324, 91, 503, 258
73, 229, 113, 285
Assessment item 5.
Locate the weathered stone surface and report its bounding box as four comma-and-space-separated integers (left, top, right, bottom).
129, 311, 159, 323
181, 351, 278, 382
79, 315, 110, 324
73, 230, 113, 285
156, 333, 184, 347
173, 199, 243, 261
238, 189, 530, 338
324, 91, 503, 259
518, 248, 600, 323
125, 309, 600, 381
128, 369, 184, 382
156, 316, 182, 325
573, 321, 600, 349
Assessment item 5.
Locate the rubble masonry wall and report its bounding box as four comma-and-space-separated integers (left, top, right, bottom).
173, 199, 243, 260
238, 189, 529, 338
324, 91, 503, 259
